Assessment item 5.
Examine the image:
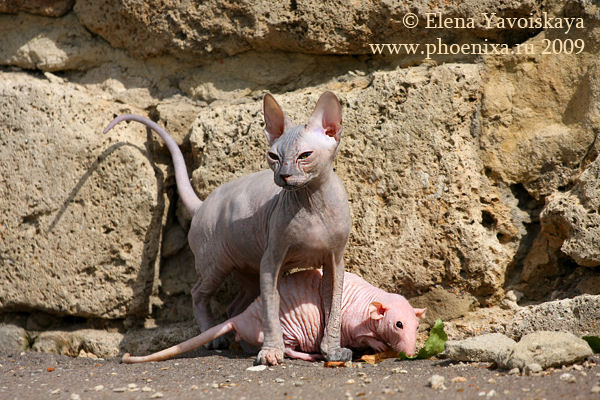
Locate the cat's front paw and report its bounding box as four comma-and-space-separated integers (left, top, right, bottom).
255, 346, 284, 365
323, 347, 353, 362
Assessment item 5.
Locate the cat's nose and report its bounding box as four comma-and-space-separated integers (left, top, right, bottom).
279, 173, 292, 181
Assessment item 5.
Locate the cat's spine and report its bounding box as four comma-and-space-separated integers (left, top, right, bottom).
104, 114, 202, 213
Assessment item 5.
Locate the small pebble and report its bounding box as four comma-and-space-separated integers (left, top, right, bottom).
70, 394, 80, 400
190, 385, 198, 390
275, 378, 284, 383
572, 364, 583, 371
486, 389, 497, 398
346, 379, 356, 384
50, 389, 61, 395
151, 392, 164, 399
391, 368, 408, 374
591, 385, 600, 394
128, 383, 139, 392
560, 373, 576, 383
428, 375, 446, 391
487, 378, 496, 384
113, 387, 127, 392
451, 376, 467, 383
525, 363, 542, 374
508, 368, 520, 375
246, 365, 267, 372
293, 382, 303, 387
93, 385, 104, 392
142, 386, 153, 392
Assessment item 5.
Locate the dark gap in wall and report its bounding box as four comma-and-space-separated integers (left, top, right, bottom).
503, 183, 544, 291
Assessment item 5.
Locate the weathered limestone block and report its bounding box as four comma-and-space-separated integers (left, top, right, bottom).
74, 0, 544, 60
0, 72, 162, 318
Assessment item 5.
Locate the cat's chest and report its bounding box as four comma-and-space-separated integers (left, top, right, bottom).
282, 206, 350, 254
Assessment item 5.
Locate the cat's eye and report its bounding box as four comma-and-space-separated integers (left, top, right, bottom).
396, 321, 403, 329
267, 152, 280, 162
298, 151, 313, 160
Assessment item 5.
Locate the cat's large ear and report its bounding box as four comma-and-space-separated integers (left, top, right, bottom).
307, 91, 342, 142
263, 93, 293, 145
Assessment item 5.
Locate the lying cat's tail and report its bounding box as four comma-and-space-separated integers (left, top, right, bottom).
121, 320, 234, 363
104, 114, 202, 214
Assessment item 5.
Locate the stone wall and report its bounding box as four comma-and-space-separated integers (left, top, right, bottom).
1, 0, 599, 355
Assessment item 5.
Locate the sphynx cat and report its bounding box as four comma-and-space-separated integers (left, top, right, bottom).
104, 92, 351, 365
122, 270, 426, 363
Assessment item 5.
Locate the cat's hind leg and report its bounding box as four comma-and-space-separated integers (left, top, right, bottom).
191, 262, 231, 349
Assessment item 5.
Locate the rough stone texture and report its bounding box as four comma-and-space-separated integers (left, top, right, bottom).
442, 306, 517, 341
479, 1, 600, 296
31, 329, 123, 358
161, 225, 187, 259
480, 1, 600, 201
119, 321, 200, 356
0, 0, 74, 17
0, 13, 111, 71
444, 333, 516, 363
508, 295, 600, 339
535, 156, 600, 268
409, 287, 479, 327
0, 325, 29, 352
496, 331, 593, 371
0, 72, 162, 319
73, 0, 545, 60
159, 249, 196, 297
481, 45, 600, 200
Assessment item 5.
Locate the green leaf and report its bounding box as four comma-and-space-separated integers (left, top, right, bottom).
583, 336, 600, 353
397, 318, 448, 360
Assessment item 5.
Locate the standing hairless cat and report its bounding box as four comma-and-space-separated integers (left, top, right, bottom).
104, 92, 351, 365
122, 270, 426, 363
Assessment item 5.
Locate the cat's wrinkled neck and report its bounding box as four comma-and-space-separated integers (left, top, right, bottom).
280, 165, 339, 209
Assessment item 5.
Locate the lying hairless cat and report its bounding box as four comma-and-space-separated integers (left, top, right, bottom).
104, 92, 351, 365
122, 270, 426, 363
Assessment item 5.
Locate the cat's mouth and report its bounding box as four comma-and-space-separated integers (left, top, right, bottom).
278, 180, 308, 191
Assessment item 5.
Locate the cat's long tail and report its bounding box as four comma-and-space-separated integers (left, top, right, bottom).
121, 321, 234, 363
104, 114, 202, 214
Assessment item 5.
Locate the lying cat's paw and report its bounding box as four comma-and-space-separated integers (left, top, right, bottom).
323, 347, 353, 362
255, 347, 284, 365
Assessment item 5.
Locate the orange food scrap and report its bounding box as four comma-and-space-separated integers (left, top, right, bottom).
357, 350, 398, 365
324, 361, 346, 368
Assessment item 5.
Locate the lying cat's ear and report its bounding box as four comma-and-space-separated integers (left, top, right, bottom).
263, 93, 293, 145
307, 91, 342, 142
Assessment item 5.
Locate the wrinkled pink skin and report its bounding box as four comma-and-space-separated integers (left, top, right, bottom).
122, 270, 426, 363
105, 92, 351, 365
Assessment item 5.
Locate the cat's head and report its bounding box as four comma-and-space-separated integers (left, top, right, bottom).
263, 91, 342, 190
